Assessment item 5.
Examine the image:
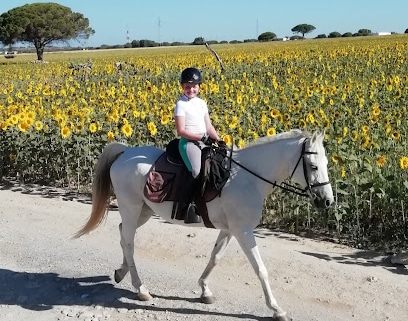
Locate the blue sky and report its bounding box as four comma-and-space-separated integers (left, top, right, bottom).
2, 0, 408, 47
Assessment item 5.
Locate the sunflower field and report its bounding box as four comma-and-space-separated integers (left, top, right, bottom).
1, 36, 408, 249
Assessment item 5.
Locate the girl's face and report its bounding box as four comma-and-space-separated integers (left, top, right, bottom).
182, 83, 200, 99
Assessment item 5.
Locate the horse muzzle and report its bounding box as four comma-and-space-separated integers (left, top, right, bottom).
310, 183, 334, 209
313, 196, 333, 209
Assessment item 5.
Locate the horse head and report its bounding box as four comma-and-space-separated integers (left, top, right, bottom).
291, 130, 334, 209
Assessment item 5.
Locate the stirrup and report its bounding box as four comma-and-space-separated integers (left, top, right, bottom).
184, 202, 201, 224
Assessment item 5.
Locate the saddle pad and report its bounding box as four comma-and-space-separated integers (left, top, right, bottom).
144, 152, 186, 203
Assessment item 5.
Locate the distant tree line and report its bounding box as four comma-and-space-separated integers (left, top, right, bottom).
258, 24, 401, 42
1, 2, 407, 57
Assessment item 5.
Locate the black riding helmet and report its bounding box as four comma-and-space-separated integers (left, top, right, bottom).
180, 67, 202, 84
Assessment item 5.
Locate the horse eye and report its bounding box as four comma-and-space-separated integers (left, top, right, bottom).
310, 164, 318, 171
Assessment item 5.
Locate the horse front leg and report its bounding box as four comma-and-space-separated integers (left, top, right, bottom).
116, 204, 152, 301
235, 230, 288, 321
199, 230, 233, 304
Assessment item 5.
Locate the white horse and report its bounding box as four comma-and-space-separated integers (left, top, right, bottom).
75, 129, 334, 321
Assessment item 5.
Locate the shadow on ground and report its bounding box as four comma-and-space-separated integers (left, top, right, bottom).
0, 268, 269, 320
254, 228, 408, 275
0, 177, 122, 209
298, 250, 408, 275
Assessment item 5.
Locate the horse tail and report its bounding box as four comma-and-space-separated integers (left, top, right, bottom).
74, 142, 127, 238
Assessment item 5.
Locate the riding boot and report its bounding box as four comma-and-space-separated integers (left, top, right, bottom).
184, 177, 201, 224
174, 175, 201, 223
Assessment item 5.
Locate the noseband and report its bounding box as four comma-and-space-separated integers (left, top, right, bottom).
231, 138, 331, 198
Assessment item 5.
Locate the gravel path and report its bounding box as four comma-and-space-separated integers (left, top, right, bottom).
0, 182, 407, 321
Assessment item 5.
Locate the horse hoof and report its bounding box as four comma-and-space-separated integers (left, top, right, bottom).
138, 292, 153, 301
273, 313, 289, 321
114, 270, 124, 283
200, 295, 215, 304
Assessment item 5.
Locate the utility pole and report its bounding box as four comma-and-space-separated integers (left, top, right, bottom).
256, 19, 259, 39
126, 24, 131, 44
158, 17, 162, 46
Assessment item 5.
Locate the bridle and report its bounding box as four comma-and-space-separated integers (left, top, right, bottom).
230, 138, 331, 198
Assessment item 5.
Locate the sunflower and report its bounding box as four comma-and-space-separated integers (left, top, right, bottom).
331, 155, 342, 164
400, 156, 408, 170
359, 97, 364, 108
263, 96, 269, 104
266, 127, 276, 136
376, 156, 387, 168
226, 115, 238, 129
17, 122, 29, 133
341, 166, 346, 178
222, 135, 233, 146
121, 123, 133, 137
392, 131, 400, 140
10, 115, 18, 125
361, 136, 371, 148
107, 131, 115, 142
76, 123, 84, 132
385, 124, 392, 135
319, 96, 325, 104
237, 139, 246, 149
161, 114, 171, 125
34, 120, 43, 131
370, 115, 378, 124
61, 126, 71, 139
147, 121, 157, 136
270, 109, 280, 118
372, 104, 381, 116
89, 122, 98, 133
298, 119, 307, 128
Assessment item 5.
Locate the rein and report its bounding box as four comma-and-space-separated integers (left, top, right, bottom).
230, 138, 330, 198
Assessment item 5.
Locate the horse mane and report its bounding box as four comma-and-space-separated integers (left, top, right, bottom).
237, 129, 311, 150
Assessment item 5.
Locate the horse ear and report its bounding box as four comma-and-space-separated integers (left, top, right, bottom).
312, 129, 325, 144
311, 130, 319, 142
320, 129, 326, 141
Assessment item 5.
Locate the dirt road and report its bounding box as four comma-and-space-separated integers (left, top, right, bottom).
0, 181, 407, 321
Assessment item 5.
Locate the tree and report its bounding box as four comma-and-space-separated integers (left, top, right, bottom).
0, 3, 94, 61
192, 37, 205, 45
258, 32, 276, 42
328, 31, 341, 38
291, 24, 316, 38
357, 29, 371, 36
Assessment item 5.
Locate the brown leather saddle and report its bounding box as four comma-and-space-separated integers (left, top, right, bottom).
143, 139, 230, 228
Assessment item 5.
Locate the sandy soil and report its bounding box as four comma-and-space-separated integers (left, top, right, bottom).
0, 180, 407, 321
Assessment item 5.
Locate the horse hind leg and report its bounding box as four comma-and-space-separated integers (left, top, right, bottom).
114, 203, 154, 284
114, 223, 129, 283
198, 230, 233, 304
115, 202, 153, 301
